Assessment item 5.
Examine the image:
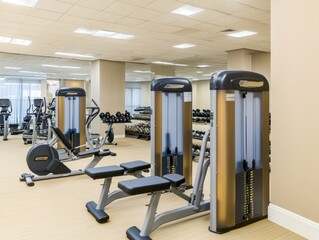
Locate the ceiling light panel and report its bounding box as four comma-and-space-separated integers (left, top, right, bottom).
0, 36, 12, 43
42, 64, 80, 69
1, 0, 38, 7
10, 38, 32, 46
55, 52, 94, 58
76, 28, 134, 40
227, 30, 257, 38
173, 43, 196, 49
152, 61, 188, 67
74, 27, 96, 35
4, 66, 21, 69
171, 4, 205, 17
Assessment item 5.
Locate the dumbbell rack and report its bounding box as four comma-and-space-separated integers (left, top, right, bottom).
125, 106, 151, 140
192, 109, 210, 124
192, 130, 210, 162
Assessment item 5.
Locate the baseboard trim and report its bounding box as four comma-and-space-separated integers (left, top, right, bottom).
115, 134, 125, 139
268, 203, 319, 239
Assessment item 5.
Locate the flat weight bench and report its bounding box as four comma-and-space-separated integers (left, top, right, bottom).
118, 174, 185, 240
85, 160, 151, 223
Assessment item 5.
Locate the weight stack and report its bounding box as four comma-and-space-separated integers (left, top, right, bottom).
209, 70, 270, 233
55, 87, 86, 152
150, 77, 193, 186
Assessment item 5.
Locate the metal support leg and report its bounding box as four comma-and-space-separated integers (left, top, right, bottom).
140, 191, 162, 237
96, 178, 112, 209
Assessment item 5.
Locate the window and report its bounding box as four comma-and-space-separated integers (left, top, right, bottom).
125, 87, 140, 114
0, 78, 41, 125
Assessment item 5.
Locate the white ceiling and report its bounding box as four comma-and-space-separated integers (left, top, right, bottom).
0, 0, 270, 82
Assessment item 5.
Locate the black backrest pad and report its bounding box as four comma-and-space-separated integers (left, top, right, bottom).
162, 173, 185, 188
51, 127, 73, 150
85, 165, 125, 179
119, 160, 151, 173
118, 176, 170, 195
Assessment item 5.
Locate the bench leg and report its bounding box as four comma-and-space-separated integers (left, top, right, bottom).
97, 177, 112, 209
85, 156, 102, 169
127, 191, 161, 239
86, 177, 112, 223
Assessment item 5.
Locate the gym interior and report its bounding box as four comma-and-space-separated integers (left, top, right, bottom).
0, 1, 319, 240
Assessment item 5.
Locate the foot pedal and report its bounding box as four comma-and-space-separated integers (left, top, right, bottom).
20, 173, 35, 186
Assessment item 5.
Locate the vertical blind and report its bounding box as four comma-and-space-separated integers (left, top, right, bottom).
125, 88, 140, 114
0, 79, 41, 125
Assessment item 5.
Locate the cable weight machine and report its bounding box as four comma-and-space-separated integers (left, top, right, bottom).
209, 70, 270, 233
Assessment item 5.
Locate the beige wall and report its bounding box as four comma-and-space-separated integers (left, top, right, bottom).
252, 52, 271, 84
91, 60, 125, 136
140, 81, 151, 106
271, 0, 319, 224
192, 80, 210, 110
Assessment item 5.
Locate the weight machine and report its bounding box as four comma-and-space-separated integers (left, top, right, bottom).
150, 77, 193, 186
209, 70, 270, 233
0, 98, 12, 141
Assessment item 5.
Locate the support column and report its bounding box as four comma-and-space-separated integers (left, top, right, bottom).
91, 60, 125, 137
227, 48, 252, 70
227, 48, 270, 82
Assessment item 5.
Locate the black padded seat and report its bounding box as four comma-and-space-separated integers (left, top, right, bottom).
162, 174, 185, 188
120, 160, 150, 173
77, 148, 100, 158
118, 176, 170, 195
96, 150, 111, 157
85, 165, 125, 180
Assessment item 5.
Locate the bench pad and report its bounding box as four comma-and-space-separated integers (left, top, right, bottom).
120, 160, 150, 173
85, 165, 124, 179
77, 148, 100, 158
118, 176, 170, 195
162, 174, 185, 187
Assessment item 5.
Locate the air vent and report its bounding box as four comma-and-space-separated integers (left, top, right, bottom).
220, 29, 236, 33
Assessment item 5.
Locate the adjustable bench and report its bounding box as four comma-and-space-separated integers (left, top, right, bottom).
118, 174, 185, 240
85, 160, 151, 223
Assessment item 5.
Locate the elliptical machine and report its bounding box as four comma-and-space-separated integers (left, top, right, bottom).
0, 99, 12, 141
86, 99, 116, 150
22, 97, 52, 144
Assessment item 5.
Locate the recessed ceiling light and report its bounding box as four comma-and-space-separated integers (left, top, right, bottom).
76, 28, 135, 40
134, 70, 153, 74
4, 66, 22, 69
92, 30, 134, 40
0, 36, 12, 43
20, 70, 46, 74
55, 52, 94, 58
171, 4, 205, 17
152, 61, 188, 67
0, 36, 31, 45
74, 27, 96, 35
92, 30, 116, 38
197, 64, 211, 68
10, 38, 32, 46
111, 33, 134, 40
70, 73, 89, 76
173, 43, 196, 49
42, 64, 80, 69
1, 0, 38, 7
227, 30, 257, 38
